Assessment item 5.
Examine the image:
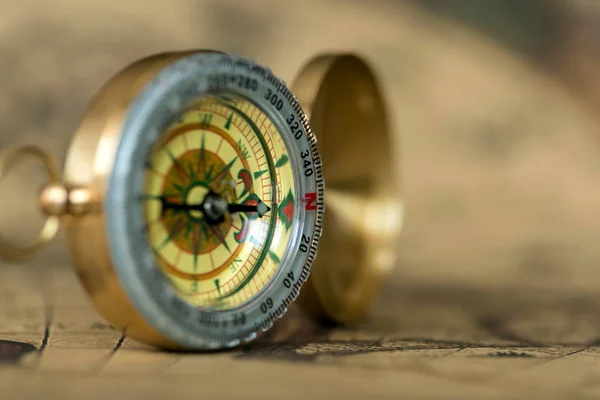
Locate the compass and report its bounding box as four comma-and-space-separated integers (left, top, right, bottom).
0, 50, 401, 350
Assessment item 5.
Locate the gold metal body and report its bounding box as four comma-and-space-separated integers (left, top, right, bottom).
294, 55, 403, 324
0, 50, 401, 345
57, 52, 196, 348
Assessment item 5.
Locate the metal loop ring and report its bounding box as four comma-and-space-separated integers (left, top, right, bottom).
0, 146, 61, 261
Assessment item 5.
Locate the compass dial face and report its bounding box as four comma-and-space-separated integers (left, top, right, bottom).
144, 94, 296, 310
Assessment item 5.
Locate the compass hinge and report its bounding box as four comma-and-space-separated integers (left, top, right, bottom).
39, 184, 100, 216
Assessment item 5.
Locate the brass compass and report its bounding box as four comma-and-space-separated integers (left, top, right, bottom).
0, 50, 402, 350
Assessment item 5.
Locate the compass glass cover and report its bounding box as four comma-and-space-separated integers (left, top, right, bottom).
143, 94, 296, 311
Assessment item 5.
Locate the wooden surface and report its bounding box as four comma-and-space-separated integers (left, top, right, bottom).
3, 0, 600, 398
3, 263, 600, 399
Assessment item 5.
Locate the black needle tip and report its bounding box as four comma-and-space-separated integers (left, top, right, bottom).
227, 200, 271, 218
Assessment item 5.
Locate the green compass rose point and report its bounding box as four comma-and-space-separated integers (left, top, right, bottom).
275, 154, 289, 168
224, 113, 233, 130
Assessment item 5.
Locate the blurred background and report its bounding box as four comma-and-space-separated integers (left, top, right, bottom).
3, 0, 600, 345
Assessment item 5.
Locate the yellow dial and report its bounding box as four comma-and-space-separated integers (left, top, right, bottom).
144, 94, 296, 310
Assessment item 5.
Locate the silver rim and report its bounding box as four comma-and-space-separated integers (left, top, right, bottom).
105, 52, 324, 349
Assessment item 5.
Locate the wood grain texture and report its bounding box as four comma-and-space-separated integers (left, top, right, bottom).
2, 0, 600, 398
3, 264, 600, 399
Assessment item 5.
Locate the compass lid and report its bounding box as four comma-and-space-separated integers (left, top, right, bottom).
293, 53, 404, 324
